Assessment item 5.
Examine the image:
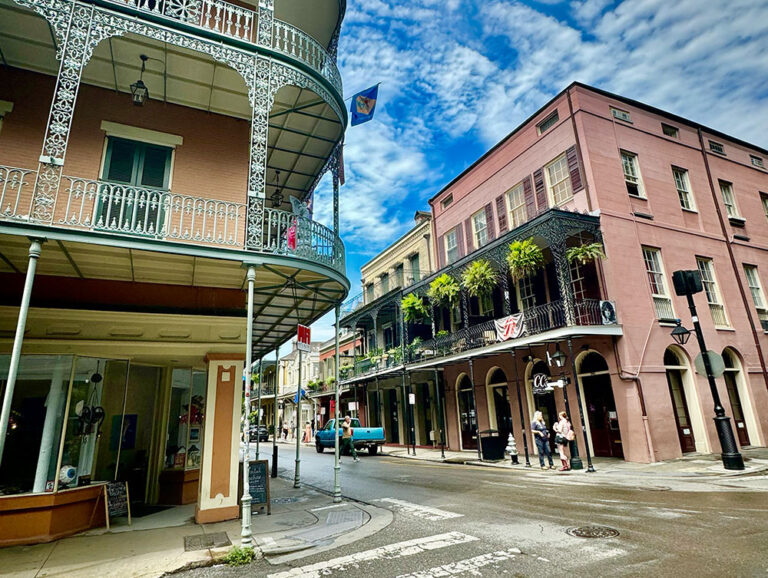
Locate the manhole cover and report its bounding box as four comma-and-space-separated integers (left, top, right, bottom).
566, 526, 620, 538
183, 532, 231, 551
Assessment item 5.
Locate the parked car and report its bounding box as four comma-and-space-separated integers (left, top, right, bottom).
315, 418, 385, 455
249, 425, 269, 442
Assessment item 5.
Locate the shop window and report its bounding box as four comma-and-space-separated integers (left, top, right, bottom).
164, 369, 206, 470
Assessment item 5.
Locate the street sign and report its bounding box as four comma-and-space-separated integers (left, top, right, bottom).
695, 350, 725, 378
297, 324, 311, 352
408, 393, 416, 405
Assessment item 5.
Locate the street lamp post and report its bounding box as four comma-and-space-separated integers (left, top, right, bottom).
548, 343, 590, 471
672, 270, 744, 470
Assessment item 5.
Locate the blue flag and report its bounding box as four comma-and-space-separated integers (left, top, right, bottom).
350, 85, 378, 126
294, 388, 305, 403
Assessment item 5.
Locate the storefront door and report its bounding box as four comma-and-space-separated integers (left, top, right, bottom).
724, 372, 750, 446
458, 378, 477, 450
579, 353, 623, 458
493, 386, 513, 441
387, 390, 399, 443
666, 368, 696, 453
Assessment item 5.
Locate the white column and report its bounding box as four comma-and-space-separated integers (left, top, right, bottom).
0, 239, 42, 466
241, 266, 255, 546
33, 356, 67, 493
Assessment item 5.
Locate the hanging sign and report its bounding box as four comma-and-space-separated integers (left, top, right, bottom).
494, 313, 525, 342
532, 373, 553, 395
297, 324, 311, 352
408, 393, 416, 405
600, 300, 617, 325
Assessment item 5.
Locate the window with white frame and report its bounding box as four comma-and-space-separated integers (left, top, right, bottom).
570, 261, 586, 301
506, 182, 526, 229
709, 140, 725, 155
445, 228, 458, 264
642, 247, 674, 320
621, 151, 644, 197
518, 276, 537, 310
672, 167, 695, 211
761, 194, 768, 222
751, 155, 765, 169
546, 154, 572, 205
479, 292, 494, 317
537, 110, 559, 134
696, 257, 729, 327
611, 107, 631, 122
744, 265, 768, 331
472, 209, 488, 248
719, 181, 740, 218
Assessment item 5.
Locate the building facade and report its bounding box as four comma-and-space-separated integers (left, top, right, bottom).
341, 82, 768, 466
0, 0, 348, 546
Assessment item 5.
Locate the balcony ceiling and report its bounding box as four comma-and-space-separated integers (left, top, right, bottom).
0, 0, 343, 204
0, 232, 346, 358
272, 0, 341, 48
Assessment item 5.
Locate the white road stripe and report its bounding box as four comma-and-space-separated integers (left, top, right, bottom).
376, 498, 463, 521
395, 548, 522, 578
267, 532, 479, 578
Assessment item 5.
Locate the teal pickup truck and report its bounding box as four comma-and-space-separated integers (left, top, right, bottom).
315, 418, 385, 456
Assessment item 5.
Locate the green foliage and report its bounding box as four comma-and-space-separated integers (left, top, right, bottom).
387, 347, 403, 365
366, 347, 384, 363
401, 293, 431, 323
427, 273, 460, 306
566, 242, 606, 265
506, 238, 545, 282
461, 259, 497, 297
327, 376, 337, 386
306, 379, 320, 392
223, 546, 255, 567
436, 330, 449, 338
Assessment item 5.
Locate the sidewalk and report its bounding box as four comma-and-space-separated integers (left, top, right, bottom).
381, 445, 768, 478
2, 477, 392, 578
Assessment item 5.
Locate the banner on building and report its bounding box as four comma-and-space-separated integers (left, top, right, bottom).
494, 313, 525, 342
350, 85, 379, 126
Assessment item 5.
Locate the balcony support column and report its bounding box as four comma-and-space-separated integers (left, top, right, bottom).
551, 239, 576, 326
32, 4, 105, 223
500, 272, 512, 316
460, 289, 470, 329
256, 0, 274, 46
246, 56, 274, 250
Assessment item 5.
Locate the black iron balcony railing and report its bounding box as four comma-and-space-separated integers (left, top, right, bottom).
337, 298, 608, 382
0, 164, 345, 274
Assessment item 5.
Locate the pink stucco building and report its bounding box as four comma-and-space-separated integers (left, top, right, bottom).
411, 82, 768, 464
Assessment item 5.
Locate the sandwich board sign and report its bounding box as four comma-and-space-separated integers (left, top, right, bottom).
297, 324, 311, 352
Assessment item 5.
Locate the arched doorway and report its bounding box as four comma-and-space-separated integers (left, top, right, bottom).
526, 360, 556, 453
486, 368, 513, 441
664, 347, 708, 454
722, 348, 756, 447
456, 374, 477, 450
577, 352, 623, 458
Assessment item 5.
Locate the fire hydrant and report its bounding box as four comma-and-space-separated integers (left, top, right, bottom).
505, 433, 519, 465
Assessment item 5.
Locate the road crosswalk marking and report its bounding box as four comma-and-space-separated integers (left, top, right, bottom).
267, 532, 479, 578
376, 498, 463, 520
395, 548, 522, 578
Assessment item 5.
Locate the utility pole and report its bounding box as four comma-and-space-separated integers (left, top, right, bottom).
333, 305, 342, 502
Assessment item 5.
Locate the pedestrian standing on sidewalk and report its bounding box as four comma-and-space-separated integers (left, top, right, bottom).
553, 411, 572, 471
531, 411, 555, 470
303, 421, 311, 443
340, 415, 359, 462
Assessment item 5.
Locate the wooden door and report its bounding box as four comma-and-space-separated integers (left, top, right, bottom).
458, 387, 477, 450
666, 369, 696, 453
724, 372, 750, 446
582, 375, 623, 458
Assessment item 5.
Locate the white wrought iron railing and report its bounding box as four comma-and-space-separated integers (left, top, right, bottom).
0, 165, 345, 274
103, 0, 342, 94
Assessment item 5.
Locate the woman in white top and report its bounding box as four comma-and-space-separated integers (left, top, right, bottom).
553, 411, 572, 471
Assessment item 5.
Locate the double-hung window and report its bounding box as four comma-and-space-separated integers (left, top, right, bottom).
672, 167, 695, 211
642, 247, 674, 320
379, 273, 389, 294
409, 253, 421, 283
445, 228, 458, 264
719, 181, 740, 218
696, 257, 729, 327
99, 137, 172, 235
744, 265, 768, 331
518, 276, 537, 310
546, 154, 572, 205
621, 151, 644, 197
472, 209, 488, 248
762, 194, 768, 222
506, 182, 526, 229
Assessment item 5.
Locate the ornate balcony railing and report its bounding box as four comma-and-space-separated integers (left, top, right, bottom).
0, 164, 344, 274
103, 0, 342, 94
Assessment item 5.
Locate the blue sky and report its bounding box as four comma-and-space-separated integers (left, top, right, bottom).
306, 0, 768, 344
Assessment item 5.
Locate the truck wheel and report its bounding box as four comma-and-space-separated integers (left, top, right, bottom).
316, 441, 324, 453
368, 445, 378, 456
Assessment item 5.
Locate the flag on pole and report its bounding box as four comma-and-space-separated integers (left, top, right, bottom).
350, 85, 379, 126
294, 388, 306, 403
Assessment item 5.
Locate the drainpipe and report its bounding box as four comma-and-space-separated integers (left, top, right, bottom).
696, 128, 768, 393
0, 239, 43, 467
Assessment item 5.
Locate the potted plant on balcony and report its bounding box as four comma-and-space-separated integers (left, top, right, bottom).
427, 273, 460, 306
507, 237, 545, 282
401, 293, 431, 323
461, 259, 496, 297
566, 241, 606, 265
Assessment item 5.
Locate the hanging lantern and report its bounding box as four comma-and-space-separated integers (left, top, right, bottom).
270, 170, 285, 208
130, 55, 149, 106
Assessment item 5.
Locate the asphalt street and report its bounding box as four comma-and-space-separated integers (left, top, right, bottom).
189, 445, 768, 577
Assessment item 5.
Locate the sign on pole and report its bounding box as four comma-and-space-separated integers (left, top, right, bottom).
297, 324, 311, 352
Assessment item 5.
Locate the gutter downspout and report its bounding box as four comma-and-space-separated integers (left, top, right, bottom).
696, 128, 768, 393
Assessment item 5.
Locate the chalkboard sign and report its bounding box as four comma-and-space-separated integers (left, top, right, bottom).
247, 460, 270, 515
103, 481, 131, 529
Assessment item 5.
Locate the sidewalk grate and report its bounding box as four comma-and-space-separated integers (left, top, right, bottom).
566, 526, 620, 538
326, 510, 364, 525
183, 532, 231, 551
272, 497, 303, 504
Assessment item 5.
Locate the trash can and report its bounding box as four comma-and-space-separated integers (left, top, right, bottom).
478, 429, 505, 461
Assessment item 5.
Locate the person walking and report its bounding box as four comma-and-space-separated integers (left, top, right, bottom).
340, 415, 359, 463
302, 421, 311, 443
531, 411, 555, 470
553, 411, 572, 471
